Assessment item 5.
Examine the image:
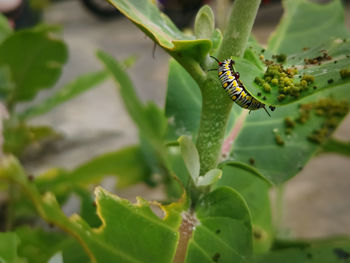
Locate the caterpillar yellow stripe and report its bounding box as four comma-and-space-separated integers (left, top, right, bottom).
210, 56, 274, 116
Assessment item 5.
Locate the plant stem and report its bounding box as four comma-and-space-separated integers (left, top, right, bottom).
216, 0, 231, 31
196, 79, 233, 176
196, 0, 261, 177
218, 0, 261, 60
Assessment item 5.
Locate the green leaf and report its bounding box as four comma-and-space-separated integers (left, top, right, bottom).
35, 145, 151, 198
233, 0, 350, 107
0, 156, 185, 263
17, 70, 108, 120
166, 144, 191, 188
178, 135, 200, 183
60, 238, 91, 263
254, 237, 350, 263
268, 0, 350, 54
210, 28, 223, 55
321, 138, 350, 157
215, 163, 273, 254
165, 59, 201, 140
202, 1, 350, 184
0, 14, 12, 44
196, 168, 222, 187
86, 187, 182, 262
165, 43, 350, 185
185, 187, 253, 262
235, 37, 350, 106
244, 37, 265, 71
0, 30, 67, 104
228, 83, 350, 184
0, 232, 21, 263
107, 0, 211, 62
194, 5, 215, 39
74, 188, 102, 228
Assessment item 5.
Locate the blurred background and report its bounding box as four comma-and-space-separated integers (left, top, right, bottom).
2, 0, 350, 239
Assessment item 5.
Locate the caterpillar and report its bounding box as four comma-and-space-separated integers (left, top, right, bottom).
210, 56, 274, 117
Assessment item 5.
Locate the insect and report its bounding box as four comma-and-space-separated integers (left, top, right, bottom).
209, 56, 275, 116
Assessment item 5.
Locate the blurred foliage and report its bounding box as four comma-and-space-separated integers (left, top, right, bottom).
1, 0, 350, 262
0, 15, 108, 157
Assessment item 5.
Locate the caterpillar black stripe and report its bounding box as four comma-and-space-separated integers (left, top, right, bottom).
210, 56, 275, 117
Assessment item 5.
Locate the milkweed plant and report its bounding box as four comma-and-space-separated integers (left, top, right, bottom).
1, 0, 350, 262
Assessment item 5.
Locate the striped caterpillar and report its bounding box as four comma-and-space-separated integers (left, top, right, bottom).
210, 56, 274, 116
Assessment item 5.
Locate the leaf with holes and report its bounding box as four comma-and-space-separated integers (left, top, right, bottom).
0, 156, 186, 263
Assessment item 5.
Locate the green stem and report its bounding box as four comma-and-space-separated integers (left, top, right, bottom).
218, 0, 261, 60
196, 0, 261, 177
216, 0, 231, 31
196, 79, 233, 176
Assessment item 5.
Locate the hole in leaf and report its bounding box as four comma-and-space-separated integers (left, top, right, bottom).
149, 203, 166, 219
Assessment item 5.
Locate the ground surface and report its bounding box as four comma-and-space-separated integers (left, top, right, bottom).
22, 0, 350, 239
